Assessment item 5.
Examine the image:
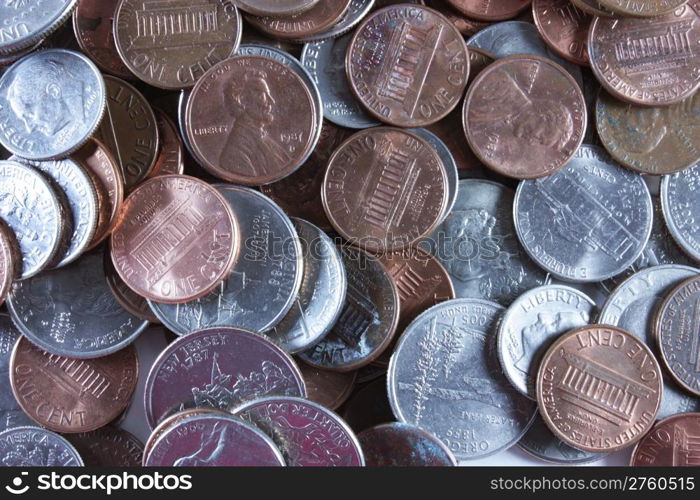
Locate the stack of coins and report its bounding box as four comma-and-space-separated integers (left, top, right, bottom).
0, 0, 697, 467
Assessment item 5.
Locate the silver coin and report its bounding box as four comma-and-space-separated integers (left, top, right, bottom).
177, 90, 196, 160
233, 396, 365, 466
357, 422, 457, 466
7, 249, 148, 358
661, 162, 700, 262
519, 412, 605, 465
149, 186, 303, 335
514, 145, 653, 283
497, 285, 595, 399
267, 218, 346, 354
0, 160, 64, 279
294, 0, 376, 43
388, 298, 537, 460
298, 245, 400, 371
10, 156, 98, 268
0, 39, 44, 67
422, 179, 547, 306
0, 49, 106, 160
0, 314, 32, 432
301, 32, 380, 129
410, 128, 458, 225
466, 21, 584, 89
0, 0, 77, 54
0, 426, 83, 466
598, 264, 700, 419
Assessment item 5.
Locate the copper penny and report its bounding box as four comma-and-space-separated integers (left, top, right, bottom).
424, 0, 491, 36
463, 54, 586, 179
322, 127, 448, 251
537, 325, 663, 453
346, 4, 469, 127
110, 175, 239, 304
0, 220, 19, 308
532, 0, 591, 67
630, 413, 700, 466
10, 337, 138, 434
66, 426, 143, 466
588, 3, 700, 107
297, 361, 357, 410
245, 0, 352, 40
446, 0, 532, 21
72, 0, 133, 79
185, 56, 318, 186
596, 90, 700, 175
597, 0, 686, 17
103, 248, 159, 323
72, 138, 124, 250
114, 0, 242, 89
235, 0, 320, 16
150, 108, 184, 178
571, 0, 615, 17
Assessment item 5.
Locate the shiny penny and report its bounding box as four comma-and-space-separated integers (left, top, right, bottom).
185, 56, 318, 186
532, 0, 591, 66
66, 426, 143, 466
110, 175, 239, 304
346, 4, 469, 127
357, 422, 457, 466
235, 0, 320, 16
298, 362, 357, 411
246, 0, 352, 40
446, 0, 531, 21
536, 325, 663, 453
10, 337, 138, 433
322, 127, 447, 251
463, 55, 586, 179
630, 413, 700, 466
0, 426, 83, 466
0, 221, 19, 307
150, 109, 184, 177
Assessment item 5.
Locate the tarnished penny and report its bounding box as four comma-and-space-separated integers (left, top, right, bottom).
463, 54, 586, 179
72, 0, 133, 79
104, 248, 159, 323
114, 0, 242, 89
236, 0, 320, 16
655, 275, 700, 396
0, 220, 19, 307
10, 337, 138, 433
66, 427, 143, 466
346, 4, 469, 127
532, 0, 591, 66
446, 0, 531, 21
596, 90, 700, 175
571, 0, 615, 17
537, 325, 663, 453
298, 362, 357, 410
588, 3, 700, 106
630, 413, 700, 466
185, 56, 318, 186
598, 0, 686, 17
246, 0, 352, 40
150, 109, 184, 178
357, 422, 457, 466
110, 175, 239, 304
322, 127, 448, 251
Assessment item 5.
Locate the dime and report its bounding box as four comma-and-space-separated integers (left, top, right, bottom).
293, 0, 375, 43
185, 56, 318, 186
72, 138, 124, 249
0, 314, 33, 431
10, 337, 138, 433
464, 55, 586, 179
388, 298, 537, 460
358, 422, 457, 466
0, 49, 106, 160
598, 0, 686, 17
0, 160, 64, 279
661, 162, 700, 262
346, 4, 469, 127
0, 0, 77, 54
630, 413, 700, 466
298, 362, 357, 410
144, 413, 285, 466
537, 325, 662, 453
110, 175, 239, 304
246, 0, 352, 40
532, 0, 591, 66
0, 221, 19, 308
302, 32, 381, 129
0, 426, 83, 466
234, 396, 365, 466
104, 249, 159, 323
12, 157, 98, 268
267, 218, 346, 353
298, 245, 400, 372
588, 4, 700, 106
144, 327, 306, 428
655, 276, 700, 396
72, 0, 133, 79
340, 376, 394, 431
114, 0, 242, 89
236, 0, 320, 16
519, 412, 605, 464
148, 185, 302, 335
150, 109, 184, 177
322, 127, 447, 251
66, 427, 143, 466
498, 285, 596, 399
423, 179, 547, 306
446, 0, 531, 21
95, 75, 159, 189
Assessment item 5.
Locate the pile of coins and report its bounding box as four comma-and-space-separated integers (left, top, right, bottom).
0, 0, 698, 467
